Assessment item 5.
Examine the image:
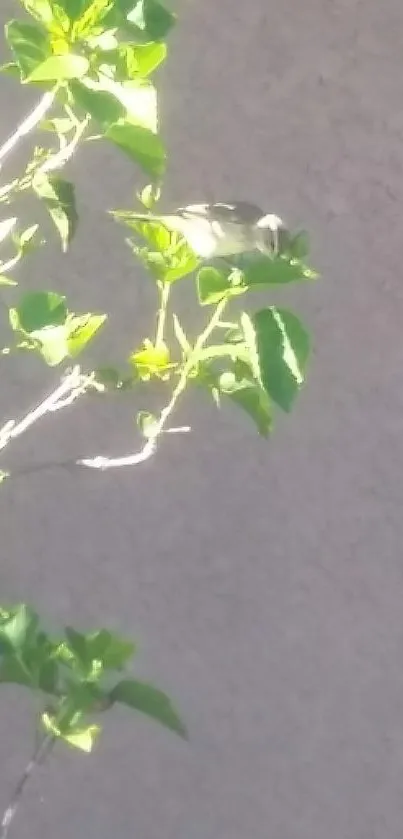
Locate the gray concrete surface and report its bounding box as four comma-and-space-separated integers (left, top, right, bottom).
2, 0, 403, 837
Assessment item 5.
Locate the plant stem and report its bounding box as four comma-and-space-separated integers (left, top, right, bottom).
0, 733, 54, 839
0, 90, 57, 166
79, 296, 228, 470
155, 281, 170, 347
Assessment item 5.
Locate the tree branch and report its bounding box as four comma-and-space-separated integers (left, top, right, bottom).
0, 733, 54, 839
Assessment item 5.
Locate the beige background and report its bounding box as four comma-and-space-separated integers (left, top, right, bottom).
2, 1, 403, 837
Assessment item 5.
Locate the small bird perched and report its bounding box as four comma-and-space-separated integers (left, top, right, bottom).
120, 201, 288, 259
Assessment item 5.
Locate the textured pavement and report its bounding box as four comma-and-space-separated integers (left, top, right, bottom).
2, 1, 403, 837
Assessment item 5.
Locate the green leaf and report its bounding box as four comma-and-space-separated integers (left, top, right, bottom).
196, 267, 233, 305
30, 324, 70, 366
62, 724, 101, 752
19, 1, 56, 27
83, 630, 135, 670
106, 80, 158, 132
11, 291, 67, 333
130, 339, 174, 379
110, 679, 187, 738
32, 174, 78, 251
42, 711, 101, 752
64, 627, 135, 672
5, 20, 51, 80
250, 307, 310, 412
101, 42, 167, 79
0, 605, 38, 651
66, 313, 106, 356
26, 54, 89, 82
126, 0, 176, 40
105, 122, 166, 176
236, 253, 318, 287
0, 655, 34, 687
217, 368, 272, 437
69, 0, 114, 32
69, 81, 125, 126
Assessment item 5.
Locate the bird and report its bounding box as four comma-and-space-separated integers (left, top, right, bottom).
116, 201, 288, 259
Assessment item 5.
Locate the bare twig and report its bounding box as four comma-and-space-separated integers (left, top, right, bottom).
0, 733, 54, 839
0, 92, 57, 167
78, 298, 227, 471
0, 366, 98, 454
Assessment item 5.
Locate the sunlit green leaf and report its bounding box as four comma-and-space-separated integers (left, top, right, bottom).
42, 711, 101, 752
19, 0, 56, 27
5, 20, 51, 80
30, 324, 70, 366
110, 679, 187, 737
32, 174, 78, 251
101, 41, 167, 79
105, 122, 166, 176
197, 267, 232, 306
26, 54, 89, 82
66, 313, 106, 356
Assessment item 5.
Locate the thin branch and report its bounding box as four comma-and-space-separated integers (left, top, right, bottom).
0, 366, 98, 454
78, 299, 227, 471
0, 91, 57, 167
0, 733, 54, 839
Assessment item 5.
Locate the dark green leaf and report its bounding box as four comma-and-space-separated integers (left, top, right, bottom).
235, 252, 318, 287
251, 307, 310, 412
84, 630, 135, 670
126, 0, 176, 40
110, 679, 187, 738
69, 81, 125, 126
0, 655, 34, 687
217, 368, 272, 437
26, 54, 89, 82
12, 291, 67, 333
32, 174, 78, 251
105, 122, 166, 176
5, 20, 51, 80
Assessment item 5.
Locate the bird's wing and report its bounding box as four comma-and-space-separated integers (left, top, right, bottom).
177, 201, 264, 225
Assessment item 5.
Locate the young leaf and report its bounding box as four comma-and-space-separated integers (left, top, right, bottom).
42, 711, 101, 752
105, 123, 166, 176
250, 307, 310, 412
102, 42, 167, 80
5, 20, 51, 80
26, 54, 89, 82
110, 679, 187, 738
197, 267, 245, 305
32, 174, 78, 251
